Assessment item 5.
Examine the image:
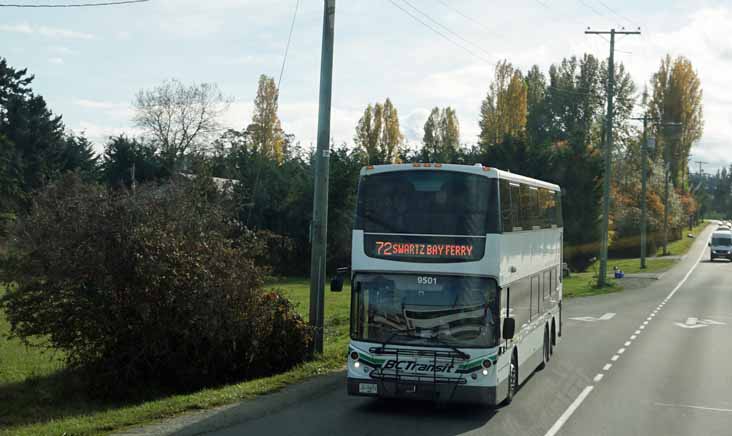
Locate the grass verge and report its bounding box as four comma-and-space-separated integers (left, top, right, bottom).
0, 282, 350, 436
656, 220, 710, 257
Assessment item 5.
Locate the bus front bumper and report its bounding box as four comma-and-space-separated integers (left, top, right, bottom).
347, 377, 503, 405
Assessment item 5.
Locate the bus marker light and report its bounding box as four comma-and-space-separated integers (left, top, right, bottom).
366, 165, 374, 170
435, 163, 443, 168
412, 163, 420, 167
423, 163, 432, 167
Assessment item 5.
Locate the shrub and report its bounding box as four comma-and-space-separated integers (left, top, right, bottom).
1, 173, 313, 397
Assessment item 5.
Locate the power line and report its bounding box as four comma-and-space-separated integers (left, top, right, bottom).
594, 0, 638, 28
433, 0, 501, 38
0, 0, 148, 7
398, 0, 496, 60
577, 0, 605, 18
386, 0, 493, 64
278, 0, 300, 91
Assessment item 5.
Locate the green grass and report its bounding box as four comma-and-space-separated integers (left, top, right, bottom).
0, 281, 350, 436
656, 220, 710, 257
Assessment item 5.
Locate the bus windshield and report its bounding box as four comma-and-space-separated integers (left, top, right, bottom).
355, 170, 499, 235
351, 273, 499, 348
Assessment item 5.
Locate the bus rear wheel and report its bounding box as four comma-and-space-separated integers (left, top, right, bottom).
538, 327, 549, 369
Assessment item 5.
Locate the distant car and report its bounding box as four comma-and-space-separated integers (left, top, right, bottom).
710, 229, 732, 261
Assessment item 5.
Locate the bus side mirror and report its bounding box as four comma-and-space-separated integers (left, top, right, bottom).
502, 318, 516, 340
330, 267, 348, 292
708, 241, 711, 247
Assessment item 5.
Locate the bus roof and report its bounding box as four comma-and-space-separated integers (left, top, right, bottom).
359, 163, 561, 191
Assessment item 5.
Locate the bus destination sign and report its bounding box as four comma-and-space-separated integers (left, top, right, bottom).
364, 234, 484, 263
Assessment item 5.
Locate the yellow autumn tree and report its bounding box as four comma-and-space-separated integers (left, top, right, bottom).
479, 60, 528, 146
354, 98, 404, 164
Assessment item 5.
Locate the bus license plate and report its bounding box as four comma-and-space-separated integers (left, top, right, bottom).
359, 383, 378, 394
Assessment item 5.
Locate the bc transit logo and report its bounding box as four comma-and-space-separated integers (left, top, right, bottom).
382, 360, 455, 373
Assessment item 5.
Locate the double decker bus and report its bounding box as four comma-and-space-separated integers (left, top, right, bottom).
332, 163, 563, 405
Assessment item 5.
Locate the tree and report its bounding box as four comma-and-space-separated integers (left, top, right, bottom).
247, 75, 286, 164
102, 135, 163, 188
649, 55, 704, 188
479, 60, 527, 146
132, 79, 229, 170
354, 98, 404, 164
421, 107, 460, 162
525, 65, 548, 145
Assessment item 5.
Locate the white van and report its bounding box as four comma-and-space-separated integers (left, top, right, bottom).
709, 230, 732, 261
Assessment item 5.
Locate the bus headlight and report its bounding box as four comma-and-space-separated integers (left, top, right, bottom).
354, 361, 361, 368
482, 369, 489, 376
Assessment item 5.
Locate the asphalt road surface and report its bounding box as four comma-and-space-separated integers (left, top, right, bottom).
193, 225, 731, 436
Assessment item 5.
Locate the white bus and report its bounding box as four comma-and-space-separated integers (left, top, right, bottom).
331, 163, 563, 405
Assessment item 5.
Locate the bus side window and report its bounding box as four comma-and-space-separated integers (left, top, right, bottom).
500, 179, 513, 233
531, 275, 540, 316
555, 190, 563, 228
543, 271, 550, 300
510, 183, 521, 231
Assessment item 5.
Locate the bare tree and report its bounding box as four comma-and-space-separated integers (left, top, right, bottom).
132, 79, 229, 169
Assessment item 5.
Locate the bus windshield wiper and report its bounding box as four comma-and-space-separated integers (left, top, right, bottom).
428, 333, 470, 360
379, 328, 419, 351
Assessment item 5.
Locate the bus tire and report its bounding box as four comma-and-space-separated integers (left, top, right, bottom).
538, 327, 549, 369
503, 352, 518, 406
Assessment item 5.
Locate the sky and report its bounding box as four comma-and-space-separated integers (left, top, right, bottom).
1, 0, 730, 172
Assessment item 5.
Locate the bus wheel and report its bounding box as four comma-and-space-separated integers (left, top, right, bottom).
503, 354, 518, 406
538, 327, 549, 369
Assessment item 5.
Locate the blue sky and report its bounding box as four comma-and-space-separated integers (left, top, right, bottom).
2, 0, 731, 172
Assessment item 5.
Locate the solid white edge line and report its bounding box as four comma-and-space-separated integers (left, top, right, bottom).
593, 374, 604, 382
654, 402, 732, 413
543, 386, 595, 436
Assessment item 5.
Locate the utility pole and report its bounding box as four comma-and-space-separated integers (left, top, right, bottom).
630, 115, 652, 269
309, 0, 336, 355
130, 162, 137, 194
695, 160, 707, 177
586, 27, 640, 287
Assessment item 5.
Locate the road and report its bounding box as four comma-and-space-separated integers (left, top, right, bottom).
185, 225, 731, 436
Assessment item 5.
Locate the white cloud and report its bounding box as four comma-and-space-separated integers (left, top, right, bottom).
0, 23, 32, 34
48, 57, 64, 65
0, 22, 94, 39
73, 99, 133, 119
49, 46, 78, 56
